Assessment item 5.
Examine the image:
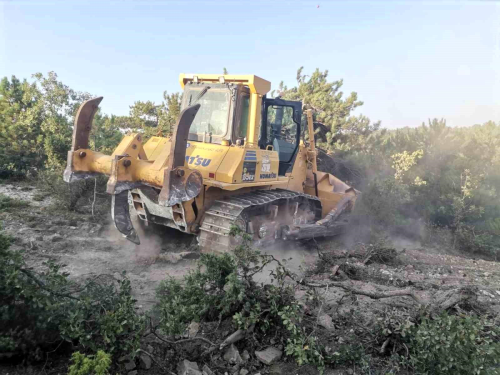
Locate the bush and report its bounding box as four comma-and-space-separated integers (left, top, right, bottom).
0, 227, 144, 362
67, 350, 111, 375
404, 313, 500, 375
156, 229, 327, 372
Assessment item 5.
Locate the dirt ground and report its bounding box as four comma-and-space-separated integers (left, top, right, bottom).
0, 183, 321, 313
1, 181, 500, 374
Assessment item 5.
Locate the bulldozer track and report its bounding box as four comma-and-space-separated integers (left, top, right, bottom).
198, 189, 322, 252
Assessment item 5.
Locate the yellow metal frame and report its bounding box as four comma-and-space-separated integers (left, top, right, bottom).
179, 74, 271, 95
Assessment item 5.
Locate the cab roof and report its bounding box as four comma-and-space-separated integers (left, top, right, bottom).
179, 74, 271, 95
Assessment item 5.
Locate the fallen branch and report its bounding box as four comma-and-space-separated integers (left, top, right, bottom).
152, 331, 217, 348
379, 338, 391, 355
330, 265, 340, 276
219, 324, 255, 349
267, 254, 425, 305
267, 254, 478, 311
19, 268, 80, 301
302, 280, 426, 305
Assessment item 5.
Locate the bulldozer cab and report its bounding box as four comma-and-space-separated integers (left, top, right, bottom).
180, 77, 303, 176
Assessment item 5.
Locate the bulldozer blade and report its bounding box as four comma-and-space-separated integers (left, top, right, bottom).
112, 190, 140, 244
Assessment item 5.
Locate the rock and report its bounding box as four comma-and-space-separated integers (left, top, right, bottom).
202, 364, 214, 375
124, 360, 136, 370
188, 321, 200, 337
223, 344, 243, 365
49, 234, 63, 242
35, 235, 43, 241
128, 371, 138, 375
139, 353, 152, 369
241, 349, 250, 362
318, 313, 334, 329
239, 369, 249, 375
255, 347, 282, 365
177, 359, 202, 375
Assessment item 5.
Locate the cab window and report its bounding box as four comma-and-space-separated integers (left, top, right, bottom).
182, 86, 231, 137
238, 94, 250, 138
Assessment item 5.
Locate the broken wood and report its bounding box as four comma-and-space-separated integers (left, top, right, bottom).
330, 265, 340, 276
219, 324, 255, 349
267, 254, 478, 313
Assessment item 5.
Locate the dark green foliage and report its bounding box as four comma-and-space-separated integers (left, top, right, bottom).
156, 252, 244, 335
0, 228, 144, 361
393, 313, 500, 375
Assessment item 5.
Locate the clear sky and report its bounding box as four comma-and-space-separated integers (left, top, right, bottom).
1, 1, 499, 128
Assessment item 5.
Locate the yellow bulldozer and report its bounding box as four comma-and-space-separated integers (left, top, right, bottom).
64, 74, 358, 252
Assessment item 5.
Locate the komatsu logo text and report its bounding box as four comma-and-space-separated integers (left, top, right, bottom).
185, 155, 211, 167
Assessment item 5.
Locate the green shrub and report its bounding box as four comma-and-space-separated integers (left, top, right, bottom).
156, 229, 327, 372
404, 313, 500, 375
156, 251, 244, 335
0, 227, 144, 361
68, 350, 111, 375
60, 275, 145, 357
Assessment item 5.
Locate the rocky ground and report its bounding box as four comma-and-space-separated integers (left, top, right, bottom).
1, 181, 499, 375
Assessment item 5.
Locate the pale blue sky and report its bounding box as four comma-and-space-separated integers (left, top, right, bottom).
1, 1, 499, 128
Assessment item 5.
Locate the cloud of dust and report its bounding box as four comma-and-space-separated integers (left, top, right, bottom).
103, 215, 164, 263
252, 241, 317, 284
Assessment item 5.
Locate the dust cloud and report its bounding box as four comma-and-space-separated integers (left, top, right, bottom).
252, 241, 317, 284
102, 217, 161, 262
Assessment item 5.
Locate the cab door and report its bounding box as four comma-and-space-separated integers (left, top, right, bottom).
259, 98, 302, 175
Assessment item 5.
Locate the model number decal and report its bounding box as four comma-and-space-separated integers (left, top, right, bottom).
241, 161, 256, 182
185, 155, 211, 167
260, 172, 276, 179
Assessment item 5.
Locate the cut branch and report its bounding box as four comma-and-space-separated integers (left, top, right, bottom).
19, 268, 80, 301
302, 280, 426, 305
